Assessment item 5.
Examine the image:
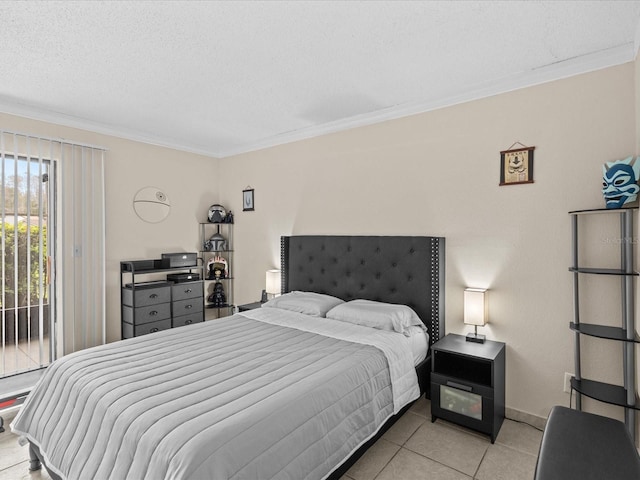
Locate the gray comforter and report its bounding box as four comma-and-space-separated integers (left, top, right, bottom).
11, 308, 420, 480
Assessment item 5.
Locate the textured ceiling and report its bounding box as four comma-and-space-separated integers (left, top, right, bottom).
0, 1, 639, 158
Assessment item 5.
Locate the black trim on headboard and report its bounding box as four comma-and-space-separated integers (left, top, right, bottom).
280, 235, 445, 346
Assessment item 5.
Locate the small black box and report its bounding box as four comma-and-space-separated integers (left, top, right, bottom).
167, 272, 201, 283
122, 259, 156, 272
161, 252, 198, 268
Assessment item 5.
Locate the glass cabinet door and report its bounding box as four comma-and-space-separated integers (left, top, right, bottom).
440, 384, 483, 421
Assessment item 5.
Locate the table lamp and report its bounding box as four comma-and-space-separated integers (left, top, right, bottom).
464, 288, 488, 343
265, 269, 281, 300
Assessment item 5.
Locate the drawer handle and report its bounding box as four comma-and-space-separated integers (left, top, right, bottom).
150, 327, 159, 333
149, 310, 158, 316
185, 289, 192, 293
446, 381, 473, 392
149, 294, 158, 299
185, 304, 193, 309
185, 319, 193, 325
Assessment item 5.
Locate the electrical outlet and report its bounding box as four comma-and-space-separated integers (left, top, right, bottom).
564, 372, 573, 393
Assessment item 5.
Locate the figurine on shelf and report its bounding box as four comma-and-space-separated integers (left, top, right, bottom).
207, 204, 226, 223
224, 210, 234, 224
602, 156, 640, 209
207, 255, 228, 280
207, 260, 216, 280
207, 281, 227, 307
203, 232, 226, 252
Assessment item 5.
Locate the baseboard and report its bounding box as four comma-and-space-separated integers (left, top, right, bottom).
506, 407, 547, 431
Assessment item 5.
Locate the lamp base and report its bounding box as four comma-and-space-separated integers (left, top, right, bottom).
466, 332, 486, 344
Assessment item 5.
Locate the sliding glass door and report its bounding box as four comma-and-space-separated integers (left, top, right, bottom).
1, 152, 55, 378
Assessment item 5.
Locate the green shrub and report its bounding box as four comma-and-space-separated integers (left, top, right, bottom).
0, 222, 47, 308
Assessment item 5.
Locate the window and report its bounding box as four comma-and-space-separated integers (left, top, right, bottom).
1, 152, 53, 377
0, 131, 106, 379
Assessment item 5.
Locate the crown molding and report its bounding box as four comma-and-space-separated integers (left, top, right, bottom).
0, 42, 635, 160
217, 43, 636, 158
0, 99, 221, 159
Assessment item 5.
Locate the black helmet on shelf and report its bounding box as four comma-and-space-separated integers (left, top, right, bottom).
207, 204, 226, 223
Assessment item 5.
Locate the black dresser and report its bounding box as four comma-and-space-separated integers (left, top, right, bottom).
120, 260, 204, 339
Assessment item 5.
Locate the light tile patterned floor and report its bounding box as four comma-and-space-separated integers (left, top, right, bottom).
0, 409, 52, 480
342, 397, 543, 480
1, 335, 50, 378
0, 397, 542, 480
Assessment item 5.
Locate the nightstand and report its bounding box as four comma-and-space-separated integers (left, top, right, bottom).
430, 333, 505, 443
238, 301, 263, 312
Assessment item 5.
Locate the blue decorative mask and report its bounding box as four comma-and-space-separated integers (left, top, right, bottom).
602, 156, 640, 209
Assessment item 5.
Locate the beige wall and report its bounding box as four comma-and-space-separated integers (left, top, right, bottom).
637, 52, 640, 155
0, 112, 218, 344
0, 59, 637, 423
220, 63, 637, 421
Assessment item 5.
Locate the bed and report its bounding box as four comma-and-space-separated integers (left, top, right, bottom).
11, 235, 445, 480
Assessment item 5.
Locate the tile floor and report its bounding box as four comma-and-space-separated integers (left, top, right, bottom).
0, 409, 52, 480
1, 336, 50, 378
342, 397, 542, 480
0, 397, 543, 480
344, 397, 542, 480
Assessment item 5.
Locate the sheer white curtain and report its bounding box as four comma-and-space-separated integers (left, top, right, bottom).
0, 130, 106, 360
58, 141, 106, 355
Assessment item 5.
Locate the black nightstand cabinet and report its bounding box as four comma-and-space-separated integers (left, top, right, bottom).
430, 334, 506, 443
238, 301, 263, 312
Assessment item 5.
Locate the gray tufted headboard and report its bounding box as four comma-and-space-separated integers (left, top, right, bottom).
281, 235, 445, 346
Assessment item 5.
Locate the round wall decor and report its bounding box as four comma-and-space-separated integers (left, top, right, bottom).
133, 186, 171, 223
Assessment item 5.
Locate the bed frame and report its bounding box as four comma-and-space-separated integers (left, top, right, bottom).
29, 235, 445, 480
281, 235, 445, 479
281, 235, 444, 347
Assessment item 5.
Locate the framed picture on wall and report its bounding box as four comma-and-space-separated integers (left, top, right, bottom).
500, 145, 535, 186
243, 188, 254, 211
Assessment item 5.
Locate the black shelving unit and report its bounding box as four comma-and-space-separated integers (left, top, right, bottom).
570, 322, 640, 342
569, 207, 640, 442
199, 222, 234, 320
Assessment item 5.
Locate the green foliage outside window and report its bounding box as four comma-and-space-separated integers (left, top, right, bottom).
0, 222, 48, 309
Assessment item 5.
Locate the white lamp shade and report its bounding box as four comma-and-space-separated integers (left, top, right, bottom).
464, 288, 488, 326
266, 269, 281, 295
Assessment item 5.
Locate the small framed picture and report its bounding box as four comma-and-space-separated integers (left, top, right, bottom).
500, 146, 535, 186
243, 188, 254, 211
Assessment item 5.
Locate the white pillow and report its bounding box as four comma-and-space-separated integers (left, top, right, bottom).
326, 299, 425, 336
261, 291, 344, 317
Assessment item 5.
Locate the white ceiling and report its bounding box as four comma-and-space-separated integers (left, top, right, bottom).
1, 1, 639, 158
